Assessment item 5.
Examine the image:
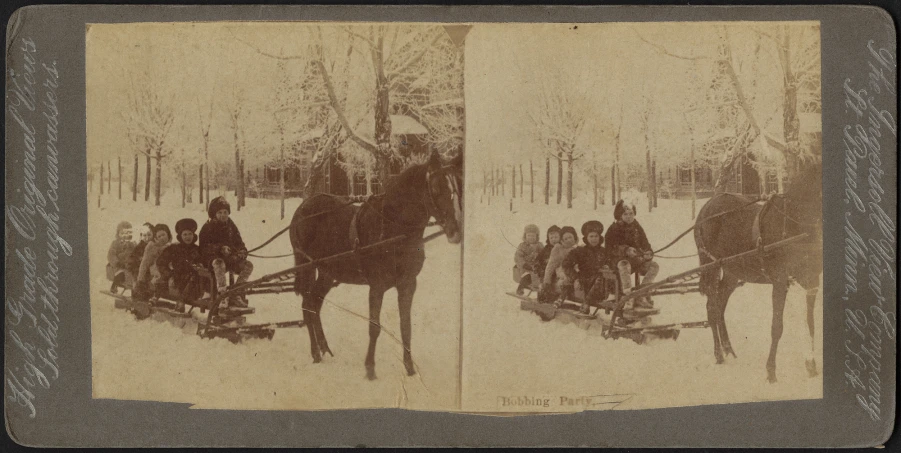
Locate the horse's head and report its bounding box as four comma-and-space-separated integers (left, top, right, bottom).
425, 151, 463, 244
786, 159, 822, 222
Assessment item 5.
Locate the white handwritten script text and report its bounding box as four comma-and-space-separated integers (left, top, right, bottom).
6, 36, 71, 419
841, 40, 897, 423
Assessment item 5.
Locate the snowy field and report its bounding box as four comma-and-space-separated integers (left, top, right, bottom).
461, 188, 823, 412
88, 193, 462, 411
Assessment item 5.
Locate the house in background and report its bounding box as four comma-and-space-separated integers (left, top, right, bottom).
247, 114, 430, 199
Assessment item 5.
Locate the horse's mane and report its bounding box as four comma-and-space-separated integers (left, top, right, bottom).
384, 161, 430, 198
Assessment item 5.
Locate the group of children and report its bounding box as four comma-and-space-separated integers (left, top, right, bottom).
513, 200, 660, 315
105, 196, 255, 311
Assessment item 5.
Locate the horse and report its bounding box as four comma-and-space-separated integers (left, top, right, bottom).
289, 151, 463, 380
694, 160, 823, 383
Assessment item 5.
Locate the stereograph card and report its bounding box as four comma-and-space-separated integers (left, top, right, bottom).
3, 4, 897, 448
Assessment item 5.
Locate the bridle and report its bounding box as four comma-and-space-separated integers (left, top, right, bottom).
425, 166, 462, 231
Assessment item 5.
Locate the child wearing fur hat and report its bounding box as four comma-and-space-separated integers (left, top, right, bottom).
157, 218, 207, 311
535, 225, 561, 282
513, 224, 544, 295
134, 223, 172, 300
538, 226, 578, 304
605, 200, 658, 310
107, 221, 136, 293
199, 196, 254, 308
562, 220, 612, 314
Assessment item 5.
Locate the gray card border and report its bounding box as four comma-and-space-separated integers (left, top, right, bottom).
4, 4, 897, 448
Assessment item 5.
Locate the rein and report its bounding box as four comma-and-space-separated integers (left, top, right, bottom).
246, 166, 460, 259
652, 194, 763, 255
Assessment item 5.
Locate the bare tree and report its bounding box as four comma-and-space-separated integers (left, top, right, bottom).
526, 65, 593, 209
123, 72, 175, 207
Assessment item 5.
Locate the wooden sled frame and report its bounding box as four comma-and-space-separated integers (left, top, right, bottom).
511, 234, 809, 345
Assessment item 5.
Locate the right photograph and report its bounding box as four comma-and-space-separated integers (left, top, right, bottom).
462, 22, 823, 412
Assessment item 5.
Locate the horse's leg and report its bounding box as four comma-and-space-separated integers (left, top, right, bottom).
397, 278, 418, 376
707, 289, 725, 365
365, 285, 387, 381
301, 290, 322, 363
767, 274, 790, 383
717, 273, 741, 359
804, 285, 820, 377
311, 277, 335, 358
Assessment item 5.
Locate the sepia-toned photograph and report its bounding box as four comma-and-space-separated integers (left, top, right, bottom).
462, 22, 823, 412
86, 22, 465, 410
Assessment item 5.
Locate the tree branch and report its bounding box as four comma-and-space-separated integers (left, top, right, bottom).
388, 31, 444, 80
633, 28, 712, 61
313, 59, 379, 154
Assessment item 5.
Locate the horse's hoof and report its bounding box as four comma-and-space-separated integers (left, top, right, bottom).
806, 359, 819, 378
366, 368, 377, 381
312, 356, 322, 364
766, 372, 777, 384
405, 363, 417, 377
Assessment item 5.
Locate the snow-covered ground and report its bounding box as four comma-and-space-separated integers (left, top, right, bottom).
461, 188, 823, 412
89, 192, 461, 410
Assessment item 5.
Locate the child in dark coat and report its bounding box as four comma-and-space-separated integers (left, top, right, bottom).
200, 196, 254, 308
157, 218, 207, 311
605, 200, 658, 310
107, 221, 136, 293
513, 224, 544, 295
562, 220, 612, 314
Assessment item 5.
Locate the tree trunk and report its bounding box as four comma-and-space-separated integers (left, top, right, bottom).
519, 164, 524, 198
204, 149, 210, 207
593, 161, 598, 210
154, 152, 162, 207
100, 163, 104, 195
132, 155, 139, 202
529, 160, 534, 203
241, 159, 247, 208
511, 165, 516, 198
565, 151, 573, 209
280, 150, 286, 220
544, 157, 550, 205
181, 169, 186, 208
556, 150, 563, 205
199, 164, 204, 205
690, 141, 697, 220
234, 129, 242, 210
645, 146, 653, 212
107, 160, 111, 194
651, 160, 658, 207
611, 165, 616, 204
145, 154, 151, 202
118, 157, 122, 200
500, 166, 505, 197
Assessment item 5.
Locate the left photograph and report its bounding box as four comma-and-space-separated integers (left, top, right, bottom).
86, 22, 465, 410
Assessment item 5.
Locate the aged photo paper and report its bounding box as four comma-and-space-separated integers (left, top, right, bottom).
85, 22, 465, 411
462, 22, 824, 413
3, 2, 897, 447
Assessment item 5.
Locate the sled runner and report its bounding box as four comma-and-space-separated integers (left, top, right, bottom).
511, 233, 809, 345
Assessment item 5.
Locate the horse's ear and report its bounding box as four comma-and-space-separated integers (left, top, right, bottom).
447, 153, 463, 169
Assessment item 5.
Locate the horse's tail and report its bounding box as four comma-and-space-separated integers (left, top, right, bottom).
290, 198, 317, 296
695, 203, 720, 298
